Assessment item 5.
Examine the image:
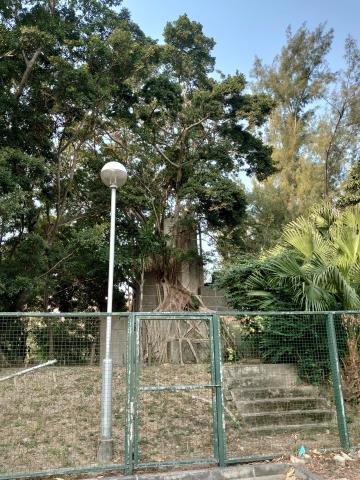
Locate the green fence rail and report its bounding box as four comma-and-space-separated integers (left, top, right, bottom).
0, 310, 359, 478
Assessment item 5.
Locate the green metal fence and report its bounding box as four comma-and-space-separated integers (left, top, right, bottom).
124, 313, 226, 474
0, 311, 359, 478
0, 312, 127, 479
219, 311, 354, 461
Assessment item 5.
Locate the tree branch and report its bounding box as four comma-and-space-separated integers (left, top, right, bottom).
48, 0, 56, 15
15, 49, 41, 99
37, 252, 74, 279
142, 182, 161, 230
0, 51, 15, 60
105, 131, 127, 149
183, 117, 208, 134
153, 143, 179, 168
324, 102, 346, 197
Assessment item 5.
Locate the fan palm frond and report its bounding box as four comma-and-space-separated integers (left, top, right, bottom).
320, 266, 360, 309
260, 244, 285, 260
232, 203, 360, 313
246, 290, 278, 309
340, 204, 360, 228
301, 282, 334, 311
348, 260, 360, 287
282, 217, 329, 260
309, 203, 338, 233
245, 270, 279, 309
266, 253, 303, 280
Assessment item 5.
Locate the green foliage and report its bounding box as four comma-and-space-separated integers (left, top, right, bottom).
238, 204, 360, 311
31, 317, 99, 365
162, 14, 215, 87
246, 183, 294, 252
218, 204, 360, 382
247, 25, 360, 253
216, 259, 295, 311
0, 3, 276, 315
338, 161, 360, 208
232, 315, 265, 361
102, 14, 275, 294
341, 315, 360, 405
259, 315, 335, 384
0, 317, 27, 366
0, 0, 154, 312
253, 24, 334, 112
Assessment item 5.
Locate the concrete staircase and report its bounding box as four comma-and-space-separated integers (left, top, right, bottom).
223, 363, 334, 434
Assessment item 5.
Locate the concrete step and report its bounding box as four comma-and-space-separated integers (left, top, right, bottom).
224, 363, 298, 377
234, 396, 329, 413
235, 476, 285, 480
223, 363, 334, 437
241, 409, 333, 427
246, 422, 332, 434
227, 376, 298, 389
223, 365, 298, 388
229, 386, 319, 400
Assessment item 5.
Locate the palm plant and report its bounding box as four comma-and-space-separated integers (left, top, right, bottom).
246, 203, 360, 311
218, 204, 360, 381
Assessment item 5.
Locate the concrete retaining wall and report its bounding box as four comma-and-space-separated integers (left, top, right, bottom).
200, 286, 231, 311
99, 315, 128, 366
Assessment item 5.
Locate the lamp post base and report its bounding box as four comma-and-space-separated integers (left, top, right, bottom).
97, 438, 113, 463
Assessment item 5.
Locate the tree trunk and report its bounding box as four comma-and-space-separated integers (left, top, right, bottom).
139, 213, 209, 364
141, 315, 209, 365
140, 275, 210, 364
15, 49, 41, 100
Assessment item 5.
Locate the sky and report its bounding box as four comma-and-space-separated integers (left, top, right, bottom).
121, 0, 360, 78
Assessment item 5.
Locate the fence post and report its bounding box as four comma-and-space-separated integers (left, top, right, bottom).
326, 312, 350, 450
133, 315, 141, 466
213, 314, 227, 467
125, 313, 135, 475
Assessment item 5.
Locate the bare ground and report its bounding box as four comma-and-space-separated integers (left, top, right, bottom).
271, 450, 360, 480
0, 364, 359, 477
297, 450, 360, 480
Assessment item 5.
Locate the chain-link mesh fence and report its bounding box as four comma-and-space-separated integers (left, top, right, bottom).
0, 313, 127, 475
219, 312, 360, 460
334, 313, 360, 448
0, 311, 359, 477
134, 316, 216, 466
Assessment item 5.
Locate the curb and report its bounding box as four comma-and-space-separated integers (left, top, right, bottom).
88, 462, 325, 479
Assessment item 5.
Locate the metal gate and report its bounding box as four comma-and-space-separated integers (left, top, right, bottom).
124, 312, 226, 474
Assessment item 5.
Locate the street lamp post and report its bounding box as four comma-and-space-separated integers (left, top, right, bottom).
98, 161, 127, 463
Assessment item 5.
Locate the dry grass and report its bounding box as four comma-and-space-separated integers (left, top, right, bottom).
1, 363, 359, 474
0, 366, 125, 472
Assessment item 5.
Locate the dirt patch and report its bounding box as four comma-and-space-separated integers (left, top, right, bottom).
296, 450, 360, 480
0, 363, 359, 475
270, 451, 360, 479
